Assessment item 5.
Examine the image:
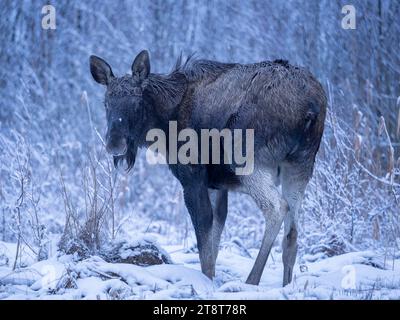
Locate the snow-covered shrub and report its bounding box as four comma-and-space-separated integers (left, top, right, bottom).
58, 151, 122, 257
300, 95, 399, 255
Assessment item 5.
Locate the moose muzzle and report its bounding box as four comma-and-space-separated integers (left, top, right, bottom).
106, 136, 127, 156
105, 118, 129, 156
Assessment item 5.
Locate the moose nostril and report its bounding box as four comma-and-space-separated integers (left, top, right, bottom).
106, 137, 127, 156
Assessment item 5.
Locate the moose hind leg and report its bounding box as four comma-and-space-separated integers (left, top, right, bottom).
282, 217, 298, 287
242, 169, 289, 285
281, 164, 310, 286
209, 189, 228, 267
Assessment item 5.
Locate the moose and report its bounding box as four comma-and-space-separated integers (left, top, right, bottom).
90, 50, 326, 286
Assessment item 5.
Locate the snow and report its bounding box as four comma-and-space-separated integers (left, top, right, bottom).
0, 242, 37, 268
1, 240, 399, 300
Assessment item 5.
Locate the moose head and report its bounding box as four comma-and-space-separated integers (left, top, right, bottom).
89, 50, 152, 170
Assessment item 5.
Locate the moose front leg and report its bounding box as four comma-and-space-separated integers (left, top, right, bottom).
182, 183, 215, 279
208, 189, 228, 267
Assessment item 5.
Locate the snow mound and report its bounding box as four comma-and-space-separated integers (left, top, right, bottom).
100, 238, 172, 266
1, 239, 400, 300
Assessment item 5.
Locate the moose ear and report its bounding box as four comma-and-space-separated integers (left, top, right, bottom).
131, 50, 150, 81
90, 55, 114, 85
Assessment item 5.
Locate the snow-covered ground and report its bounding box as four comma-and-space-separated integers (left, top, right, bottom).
1, 237, 399, 300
